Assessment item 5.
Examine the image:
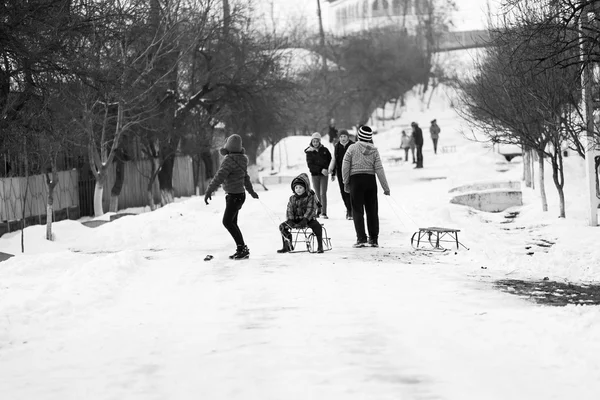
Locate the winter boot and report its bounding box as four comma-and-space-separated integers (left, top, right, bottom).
316, 235, 324, 253
353, 239, 368, 248
368, 237, 379, 248
277, 237, 293, 253
231, 245, 250, 260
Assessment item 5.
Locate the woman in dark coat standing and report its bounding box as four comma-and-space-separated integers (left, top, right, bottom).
304, 132, 332, 218
328, 129, 354, 219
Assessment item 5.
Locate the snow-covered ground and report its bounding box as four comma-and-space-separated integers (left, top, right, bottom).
1, 82, 599, 399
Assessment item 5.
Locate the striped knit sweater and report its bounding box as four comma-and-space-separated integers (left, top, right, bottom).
207, 153, 255, 195
341, 142, 390, 192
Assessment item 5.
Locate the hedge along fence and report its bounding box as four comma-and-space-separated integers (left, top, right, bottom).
0, 170, 79, 228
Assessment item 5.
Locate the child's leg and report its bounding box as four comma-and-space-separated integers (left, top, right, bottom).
307, 219, 323, 251
311, 175, 322, 210
320, 176, 328, 216
278, 222, 293, 250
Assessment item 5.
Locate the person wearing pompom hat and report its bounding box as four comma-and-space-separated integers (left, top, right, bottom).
304, 132, 332, 218
205, 134, 259, 260
341, 125, 390, 248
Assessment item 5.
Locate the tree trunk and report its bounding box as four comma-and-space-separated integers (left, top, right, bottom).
21, 139, 29, 253
109, 154, 125, 212
523, 151, 532, 188
158, 154, 175, 205
192, 155, 201, 195
538, 151, 548, 212
530, 150, 536, 190
147, 157, 160, 211
94, 176, 105, 217
551, 152, 566, 218
45, 165, 58, 241
270, 140, 276, 172
552, 164, 566, 218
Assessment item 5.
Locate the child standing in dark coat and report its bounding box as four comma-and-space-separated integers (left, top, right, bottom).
205, 134, 259, 260
305, 132, 332, 218
278, 173, 324, 254
328, 129, 354, 219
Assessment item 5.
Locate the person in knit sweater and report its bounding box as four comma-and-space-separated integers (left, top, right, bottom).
277, 173, 324, 254
304, 132, 332, 218
205, 134, 259, 260
342, 125, 390, 248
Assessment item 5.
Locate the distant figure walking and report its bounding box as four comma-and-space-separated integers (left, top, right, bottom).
305, 132, 332, 218
329, 129, 354, 220
342, 125, 390, 248
400, 130, 411, 162
328, 118, 338, 145
205, 134, 259, 260
430, 119, 441, 154
411, 122, 424, 168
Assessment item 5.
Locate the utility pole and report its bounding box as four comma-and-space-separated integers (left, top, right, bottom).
316, 0, 328, 72
579, 7, 599, 226
223, 0, 230, 37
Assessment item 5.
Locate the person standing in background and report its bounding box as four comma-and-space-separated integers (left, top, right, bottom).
329, 129, 354, 220
430, 119, 441, 154
400, 130, 411, 162
328, 118, 338, 145
411, 122, 424, 168
305, 132, 332, 218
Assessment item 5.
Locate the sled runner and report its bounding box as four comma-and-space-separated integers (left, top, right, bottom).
411, 227, 468, 252
285, 224, 333, 253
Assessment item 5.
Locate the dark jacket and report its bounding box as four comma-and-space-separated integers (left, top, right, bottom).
286, 173, 319, 221
206, 152, 255, 195
332, 140, 354, 177
413, 126, 424, 146
305, 143, 332, 176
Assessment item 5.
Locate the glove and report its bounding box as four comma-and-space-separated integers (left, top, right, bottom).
204, 192, 212, 205
250, 191, 259, 199
321, 169, 328, 176
384, 190, 390, 196
330, 174, 335, 182
298, 218, 308, 228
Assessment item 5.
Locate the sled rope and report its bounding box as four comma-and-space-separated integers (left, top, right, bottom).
383, 195, 419, 231
258, 199, 282, 227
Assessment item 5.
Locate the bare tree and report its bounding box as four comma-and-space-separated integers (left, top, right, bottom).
458, 23, 580, 217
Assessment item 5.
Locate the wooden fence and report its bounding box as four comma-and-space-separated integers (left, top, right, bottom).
0, 155, 217, 229
0, 170, 79, 223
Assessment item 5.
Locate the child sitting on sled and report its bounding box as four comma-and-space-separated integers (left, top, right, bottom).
278, 173, 324, 254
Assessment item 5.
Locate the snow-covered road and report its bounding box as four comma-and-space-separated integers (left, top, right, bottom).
1, 181, 599, 400
3, 101, 600, 399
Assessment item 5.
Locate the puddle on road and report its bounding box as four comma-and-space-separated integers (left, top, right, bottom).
495, 279, 600, 306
